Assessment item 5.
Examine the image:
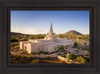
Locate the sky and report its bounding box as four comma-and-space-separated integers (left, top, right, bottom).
11, 11, 90, 35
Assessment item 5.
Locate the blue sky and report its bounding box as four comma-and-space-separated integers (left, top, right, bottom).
11, 11, 90, 35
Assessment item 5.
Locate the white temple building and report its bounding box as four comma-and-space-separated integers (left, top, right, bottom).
20, 22, 74, 54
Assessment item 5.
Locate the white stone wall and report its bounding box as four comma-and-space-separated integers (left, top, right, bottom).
31, 44, 40, 53
20, 38, 74, 54
19, 41, 24, 49
26, 43, 31, 54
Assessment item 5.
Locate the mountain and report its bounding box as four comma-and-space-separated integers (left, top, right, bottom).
10, 32, 46, 35
11, 30, 83, 36
65, 30, 83, 35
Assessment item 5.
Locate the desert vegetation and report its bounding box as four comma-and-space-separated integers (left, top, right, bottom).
10, 31, 90, 64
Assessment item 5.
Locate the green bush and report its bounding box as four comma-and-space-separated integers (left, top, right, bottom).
73, 42, 78, 48
58, 45, 64, 51
71, 54, 78, 60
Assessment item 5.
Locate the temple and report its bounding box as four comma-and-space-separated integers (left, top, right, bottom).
20, 22, 74, 54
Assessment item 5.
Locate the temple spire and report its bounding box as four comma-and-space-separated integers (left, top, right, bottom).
44, 21, 58, 42
50, 21, 53, 33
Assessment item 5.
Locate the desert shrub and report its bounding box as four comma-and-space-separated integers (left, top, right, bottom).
71, 54, 78, 60
75, 56, 86, 64
11, 53, 34, 63
85, 58, 90, 63
31, 51, 34, 54
22, 50, 29, 55
16, 48, 20, 51
84, 51, 89, 56
81, 47, 89, 51
16, 55, 22, 60
30, 59, 40, 63
16, 55, 26, 61
73, 42, 78, 48
47, 55, 50, 59
58, 45, 64, 51
57, 34, 65, 38
28, 55, 33, 59
22, 56, 27, 60
66, 52, 72, 61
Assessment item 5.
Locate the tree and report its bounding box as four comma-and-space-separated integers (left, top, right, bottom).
78, 37, 81, 39
58, 45, 65, 52
73, 42, 78, 48
57, 34, 64, 38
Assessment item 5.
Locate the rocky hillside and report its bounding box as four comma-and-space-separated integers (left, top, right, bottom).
65, 30, 83, 35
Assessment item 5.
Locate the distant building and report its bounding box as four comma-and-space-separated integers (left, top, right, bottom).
20, 21, 74, 54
